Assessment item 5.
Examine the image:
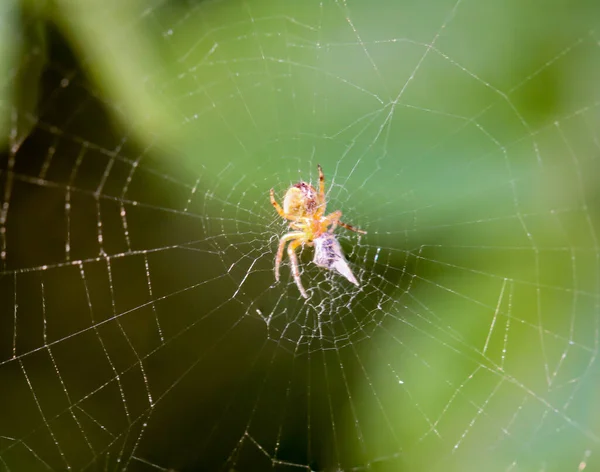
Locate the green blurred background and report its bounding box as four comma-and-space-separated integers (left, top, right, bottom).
1, 0, 600, 471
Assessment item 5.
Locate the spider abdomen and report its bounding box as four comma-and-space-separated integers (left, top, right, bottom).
283, 182, 319, 217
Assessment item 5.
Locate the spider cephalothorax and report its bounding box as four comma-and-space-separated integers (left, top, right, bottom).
270, 165, 366, 298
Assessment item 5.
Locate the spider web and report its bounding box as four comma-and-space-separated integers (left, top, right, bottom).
1, 0, 600, 470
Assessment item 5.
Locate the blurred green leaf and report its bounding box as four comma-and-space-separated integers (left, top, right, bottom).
53, 0, 182, 149
0, 0, 47, 150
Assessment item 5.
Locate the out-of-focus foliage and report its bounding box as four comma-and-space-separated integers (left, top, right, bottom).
0, 0, 46, 150
1, 0, 181, 152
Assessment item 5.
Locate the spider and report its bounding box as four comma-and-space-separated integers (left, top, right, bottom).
270, 164, 366, 298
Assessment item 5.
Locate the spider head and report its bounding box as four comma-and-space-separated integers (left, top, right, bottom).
283, 182, 319, 217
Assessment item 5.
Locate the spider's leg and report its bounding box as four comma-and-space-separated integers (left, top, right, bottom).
270, 188, 287, 219
287, 238, 308, 299
316, 164, 326, 217
339, 221, 367, 234
323, 211, 366, 234
321, 210, 342, 233
275, 232, 304, 282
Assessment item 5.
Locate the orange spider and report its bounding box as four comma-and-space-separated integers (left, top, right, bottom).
270, 164, 366, 298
